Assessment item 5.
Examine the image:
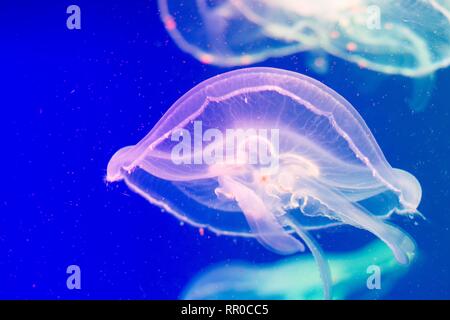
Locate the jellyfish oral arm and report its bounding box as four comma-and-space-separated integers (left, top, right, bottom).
218, 175, 333, 299
218, 175, 305, 254
281, 213, 332, 300
302, 178, 415, 265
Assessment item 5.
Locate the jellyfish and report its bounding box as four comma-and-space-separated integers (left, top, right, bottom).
182, 241, 415, 300
107, 67, 422, 299
158, 0, 450, 77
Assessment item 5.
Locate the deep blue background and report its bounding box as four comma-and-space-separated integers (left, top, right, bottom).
1, 1, 449, 299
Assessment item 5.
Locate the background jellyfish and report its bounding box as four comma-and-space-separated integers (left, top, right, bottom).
158, 0, 450, 77
107, 67, 422, 299
182, 241, 415, 300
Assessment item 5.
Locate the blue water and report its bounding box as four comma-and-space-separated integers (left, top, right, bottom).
1, 1, 449, 299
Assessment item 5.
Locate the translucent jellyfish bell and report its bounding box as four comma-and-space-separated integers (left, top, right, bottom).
157, 0, 308, 66
107, 67, 422, 299
182, 241, 414, 300
158, 0, 450, 76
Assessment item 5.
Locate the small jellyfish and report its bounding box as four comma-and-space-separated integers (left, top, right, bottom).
158, 0, 450, 77
182, 241, 414, 300
107, 67, 422, 299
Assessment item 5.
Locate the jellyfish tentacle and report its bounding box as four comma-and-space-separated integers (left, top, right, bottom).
218, 175, 305, 254
281, 213, 332, 300
409, 74, 435, 112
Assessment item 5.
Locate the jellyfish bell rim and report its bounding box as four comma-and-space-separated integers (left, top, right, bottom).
391, 168, 423, 213
106, 146, 136, 182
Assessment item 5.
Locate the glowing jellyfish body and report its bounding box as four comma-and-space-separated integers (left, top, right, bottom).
158, 0, 450, 76
182, 241, 413, 300
107, 68, 422, 299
